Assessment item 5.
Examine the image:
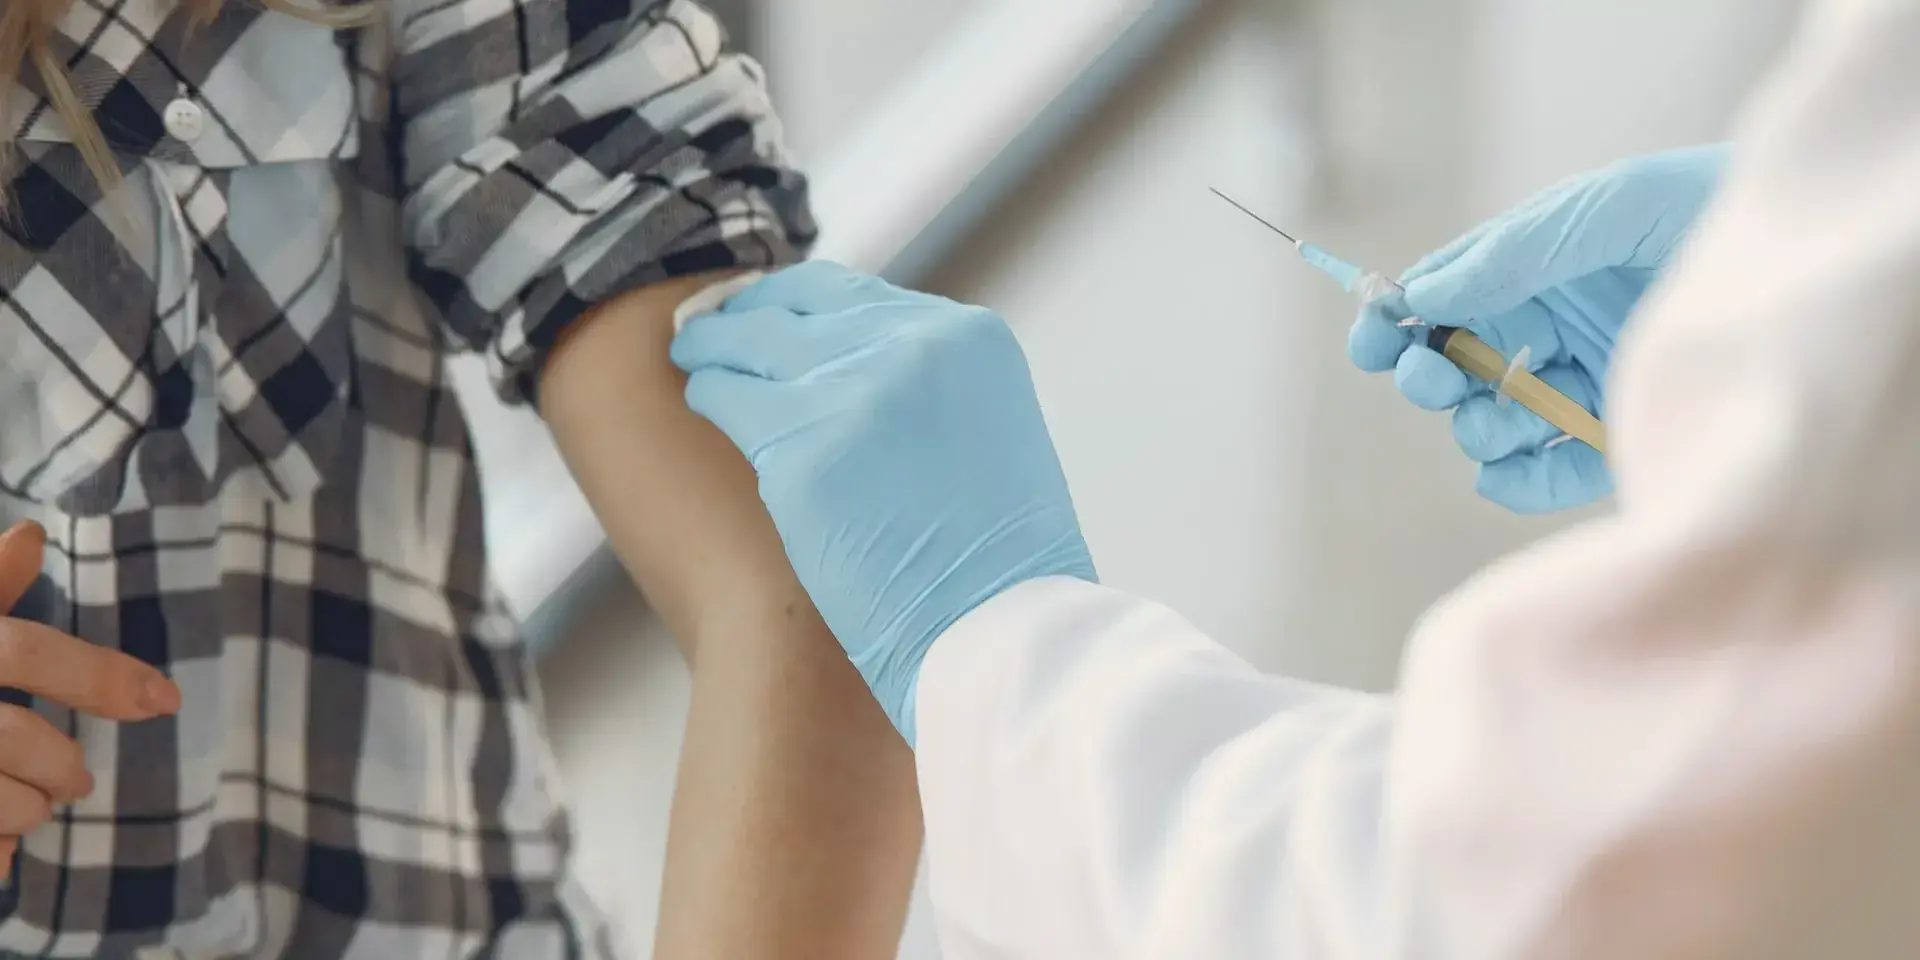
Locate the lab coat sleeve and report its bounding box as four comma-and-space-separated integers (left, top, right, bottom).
1383, 0, 1920, 956
916, 577, 1394, 959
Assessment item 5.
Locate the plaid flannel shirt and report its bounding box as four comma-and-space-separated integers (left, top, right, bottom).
0, 0, 813, 955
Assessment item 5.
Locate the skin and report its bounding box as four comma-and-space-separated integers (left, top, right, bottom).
541, 273, 924, 959
0, 521, 182, 866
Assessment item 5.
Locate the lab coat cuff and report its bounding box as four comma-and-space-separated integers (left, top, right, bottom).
916, 575, 1113, 757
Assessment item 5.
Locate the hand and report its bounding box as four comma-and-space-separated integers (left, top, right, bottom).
671, 262, 1097, 745
0, 521, 182, 867
1348, 144, 1726, 513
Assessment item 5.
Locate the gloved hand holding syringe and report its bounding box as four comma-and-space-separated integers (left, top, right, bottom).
1211, 188, 1608, 455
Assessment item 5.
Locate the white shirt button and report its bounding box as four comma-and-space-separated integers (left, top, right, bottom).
163, 98, 205, 142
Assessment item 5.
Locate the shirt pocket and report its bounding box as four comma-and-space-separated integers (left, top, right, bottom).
18, 9, 361, 170
1, 16, 363, 516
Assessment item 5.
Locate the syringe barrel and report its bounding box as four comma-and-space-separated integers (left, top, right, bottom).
1428, 326, 1609, 453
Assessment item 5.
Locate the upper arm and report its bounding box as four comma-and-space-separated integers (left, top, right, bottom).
387, 0, 814, 402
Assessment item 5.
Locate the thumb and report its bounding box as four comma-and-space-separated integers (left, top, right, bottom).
684, 368, 823, 466
1403, 188, 1610, 324
1404, 148, 1722, 324
674, 307, 879, 383
0, 521, 47, 614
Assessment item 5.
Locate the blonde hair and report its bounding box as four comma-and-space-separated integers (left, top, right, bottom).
1, 0, 375, 201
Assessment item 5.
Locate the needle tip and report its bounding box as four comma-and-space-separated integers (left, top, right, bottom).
1208, 187, 1296, 243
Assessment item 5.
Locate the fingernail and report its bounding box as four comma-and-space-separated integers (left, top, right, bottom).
140, 675, 180, 715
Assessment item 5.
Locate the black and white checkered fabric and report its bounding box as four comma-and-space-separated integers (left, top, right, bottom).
0, 0, 813, 955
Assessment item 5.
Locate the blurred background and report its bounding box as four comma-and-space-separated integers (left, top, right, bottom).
462, 0, 1806, 954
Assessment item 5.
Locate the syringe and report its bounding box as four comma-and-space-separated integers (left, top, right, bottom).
1211, 189, 1607, 455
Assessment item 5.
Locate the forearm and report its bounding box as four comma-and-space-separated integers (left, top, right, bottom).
541, 275, 922, 958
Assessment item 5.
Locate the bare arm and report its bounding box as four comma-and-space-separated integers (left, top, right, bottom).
541, 274, 922, 959
379, 0, 915, 941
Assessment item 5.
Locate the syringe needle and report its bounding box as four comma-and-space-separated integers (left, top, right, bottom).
1208, 187, 1296, 243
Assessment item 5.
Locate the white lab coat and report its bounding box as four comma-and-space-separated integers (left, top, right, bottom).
912, 0, 1920, 955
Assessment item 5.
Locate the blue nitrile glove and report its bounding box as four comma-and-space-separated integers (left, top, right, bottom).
1348, 144, 1727, 513
670, 261, 1098, 745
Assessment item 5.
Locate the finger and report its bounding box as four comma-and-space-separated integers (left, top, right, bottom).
1453, 394, 1556, 464
1476, 442, 1613, 515
0, 619, 179, 720
672, 306, 846, 382
1397, 216, 1502, 286
0, 776, 52, 835
0, 705, 90, 802
683, 367, 817, 464
0, 522, 47, 614
1397, 178, 1585, 289
1403, 181, 1637, 324
0, 837, 15, 871
1394, 344, 1476, 411
1347, 296, 1415, 373
717, 260, 944, 317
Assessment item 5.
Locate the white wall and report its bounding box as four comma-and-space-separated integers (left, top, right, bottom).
761, 0, 988, 162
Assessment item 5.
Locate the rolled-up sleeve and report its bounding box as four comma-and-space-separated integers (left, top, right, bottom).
390, 0, 814, 402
